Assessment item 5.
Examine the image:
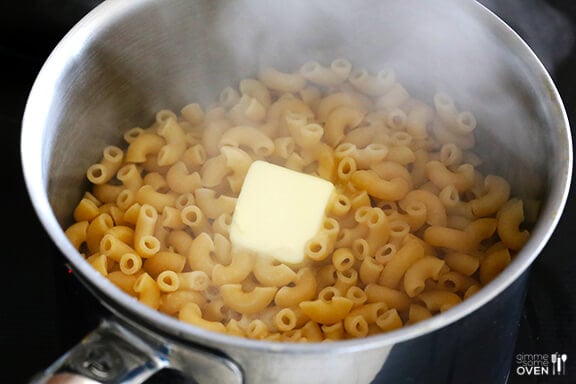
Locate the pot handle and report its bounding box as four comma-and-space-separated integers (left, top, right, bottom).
28, 319, 244, 384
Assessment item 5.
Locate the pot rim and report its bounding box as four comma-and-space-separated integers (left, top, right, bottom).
21, 0, 573, 354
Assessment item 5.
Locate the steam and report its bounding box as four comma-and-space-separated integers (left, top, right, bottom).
211, 0, 573, 198
479, 0, 575, 73
213, 0, 573, 104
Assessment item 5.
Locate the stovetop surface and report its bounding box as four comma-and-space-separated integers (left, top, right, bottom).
2, 1, 576, 383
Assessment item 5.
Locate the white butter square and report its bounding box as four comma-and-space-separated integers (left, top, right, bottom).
230, 160, 335, 264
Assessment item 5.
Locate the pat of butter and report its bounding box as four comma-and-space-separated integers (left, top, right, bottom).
230, 160, 335, 264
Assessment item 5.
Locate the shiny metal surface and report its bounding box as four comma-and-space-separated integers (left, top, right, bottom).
31, 320, 243, 384
21, 0, 572, 383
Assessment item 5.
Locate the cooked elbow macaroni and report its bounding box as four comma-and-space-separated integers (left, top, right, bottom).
66, 59, 534, 342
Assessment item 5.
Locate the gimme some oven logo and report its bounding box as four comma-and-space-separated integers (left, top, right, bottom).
515, 353, 568, 376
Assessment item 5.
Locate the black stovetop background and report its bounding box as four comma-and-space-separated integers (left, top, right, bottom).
2, 1, 576, 383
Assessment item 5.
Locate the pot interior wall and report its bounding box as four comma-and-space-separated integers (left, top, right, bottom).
43, 0, 555, 226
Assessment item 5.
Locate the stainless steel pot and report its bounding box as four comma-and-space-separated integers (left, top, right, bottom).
21, 0, 572, 383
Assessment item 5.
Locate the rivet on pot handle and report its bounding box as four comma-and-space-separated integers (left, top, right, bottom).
29, 319, 244, 384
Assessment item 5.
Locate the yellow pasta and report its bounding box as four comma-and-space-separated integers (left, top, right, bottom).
133, 272, 161, 309
200, 154, 229, 188
407, 304, 432, 325
156, 118, 187, 166
165, 162, 202, 194
359, 256, 384, 285
304, 233, 332, 262
87, 253, 108, 276
73, 197, 100, 223
386, 145, 416, 166
258, 67, 307, 93
403, 256, 446, 298
332, 248, 355, 272
65, 221, 89, 250
246, 319, 269, 340
355, 206, 390, 252
157, 270, 180, 292
379, 239, 425, 288
239, 78, 272, 108
135, 185, 176, 212
316, 91, 369, 123
375, 83, 410, 110
86, 145, 124, 185
180, 204, 211, 237
349, 302, 388, 324
375, 308, 403, 332
385, 107, 408, 131
479, 248, 512, 285
166, 229, 193, 256
468, 175, 511, 217
220, 284, 277, 315
297, 123, 325, 148
134, 203, 160, 258
344, 313, 369, 338
299, 58, 351, 87
181, 143, 206, 170
213, 233, 232, 265
423, 226, 475, 253
229, 95, 266, 124
142, 172, 168, 191
99, 233, 136, 262
351, 143, 388, 168
159, 206, 185, 230
106, 225, 134, 244
85, 213, 114, 254
212, 250, 256, 286
438, 271, 479, 294
346, 286, 368, 307
321, 321, 345, 340
118, 253, 142, 275
351, 169, 410, 201
125, 133, 164, 163
143, 250, 186, 278
324, 106, 365, 147
299, 294, 354, 325
253, 257, 297, 287
348, 68, 396, 97
334, 269, 358, 295
212, 213, 232, 237
186, 232, 217, 276
351, 238, 370, 261
107, 271, 138, 296
66, 59, 533, 342
364, 283, 411, 312
194, 188, 236, 219
497, 198, 530, 251
273, 137, 295, 159
443, 252, 480, 276
181, 102, 205, 125
202, 298, 227, 322
417, 290, 462, 313
267, 95, 314, 130
221, 127, 275, 159
178, 302, 226, 333
273, 308, 299, 332
426, 161, 475, 192
274, 268, 317, 308
177, 271, 210, 291
219, 87, 241, 111
220, 146, 253, 194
